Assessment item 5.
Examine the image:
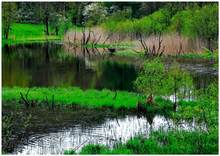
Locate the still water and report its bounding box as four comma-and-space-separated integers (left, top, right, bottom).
2, 43, 137, 91
13, 114, 202, 154
2, 42, 217, 91
2, 42, 215, 154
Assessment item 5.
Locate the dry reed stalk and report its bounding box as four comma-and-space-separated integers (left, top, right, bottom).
64, 27, 207, 55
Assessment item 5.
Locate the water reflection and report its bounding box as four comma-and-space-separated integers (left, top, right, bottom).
2, 42, 217, 91
2, 43, 137, 91
13, 115, 201, 155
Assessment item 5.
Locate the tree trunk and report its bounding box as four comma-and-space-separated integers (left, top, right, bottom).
45, 16, 49, 36
207, 38, 213, 52
5, 26, 10, 39
146, 94, 153, 104
173, 77, 177, 111
5, 31, 9, 39
55, 27, 58, 36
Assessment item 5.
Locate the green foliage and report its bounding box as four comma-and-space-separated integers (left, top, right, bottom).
165, 62, 193, 101
135, 59, 194, 107
108, 148, 133, 154
169, 4, 218, 50
74, 129, 218, 154
154, 96, 173, 111
100, 4, 218, 50
191, 4, 218, 50
2, 87, 176, 115
174, 82, 218, 128
169, 9, 194, 36
179, 50, 218, 61
83, 3, 108, 27
102, 8, 171, 35
134, 58, 166, 97
50, 14, 73, 36
80, 144, 108, 154
114, 50, 143, 57
2, 2, 17, 39
64, 150, 76, 155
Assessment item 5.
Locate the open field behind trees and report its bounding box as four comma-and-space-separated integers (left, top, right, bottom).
2, 23, 61, 46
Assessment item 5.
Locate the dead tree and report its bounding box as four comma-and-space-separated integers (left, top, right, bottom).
19, 89, 31, 108
85, 29, 91, 45
102, 33, 112, 45
138, 33, 165, 57
81, 27, 86, 46
177, 38, 183, 56
91, 31, 102, 46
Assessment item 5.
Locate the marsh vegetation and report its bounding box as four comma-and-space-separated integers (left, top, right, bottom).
2, 2, 218, 155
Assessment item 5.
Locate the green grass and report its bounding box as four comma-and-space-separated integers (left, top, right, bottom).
2, 23, 61, 46
65, 129, 218, 154
2, 87, 174, 112
2, 87, 141, 110
64, 150, 76, 155
178, 50, 218, 60
114, 50, 144, 57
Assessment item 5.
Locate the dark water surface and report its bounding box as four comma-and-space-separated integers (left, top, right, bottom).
2, 42, 216, 154
6, 107, 203, 155
3, 43, 138, 91
2, 42, 217, 91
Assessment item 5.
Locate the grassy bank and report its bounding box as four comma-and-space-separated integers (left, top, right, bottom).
64, 129, 218, 154
2, 23, 61, 46
2, 87, 173, 112
3, 87, 140, 109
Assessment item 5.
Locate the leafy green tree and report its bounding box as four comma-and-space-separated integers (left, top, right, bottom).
38, 2, 54, 35
192, 4, 218, 51
165, 62, 193, 108
170, 4, 218, 51
65, 2, 79, 25
134, 58, 166, 103
16, 2, 41, 24
2, 2, 17, 39
169, 9, 193, 36
196, 82, 218, 130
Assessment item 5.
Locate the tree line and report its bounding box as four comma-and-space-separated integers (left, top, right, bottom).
2, 2, 218, 50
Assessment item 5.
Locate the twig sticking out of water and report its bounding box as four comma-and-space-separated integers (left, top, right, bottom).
19, 88, 31, 108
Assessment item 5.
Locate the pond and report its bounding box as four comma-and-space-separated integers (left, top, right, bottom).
2, 42, 216, 154
7, 108, 204, 155
2, 42, 217, 91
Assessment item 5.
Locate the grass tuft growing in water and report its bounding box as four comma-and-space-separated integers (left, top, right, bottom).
65, 129, 218, 154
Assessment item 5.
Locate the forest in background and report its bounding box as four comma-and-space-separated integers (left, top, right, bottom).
2, 2, 218, 52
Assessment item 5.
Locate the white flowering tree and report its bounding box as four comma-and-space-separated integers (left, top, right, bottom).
82, 3, 108, 27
